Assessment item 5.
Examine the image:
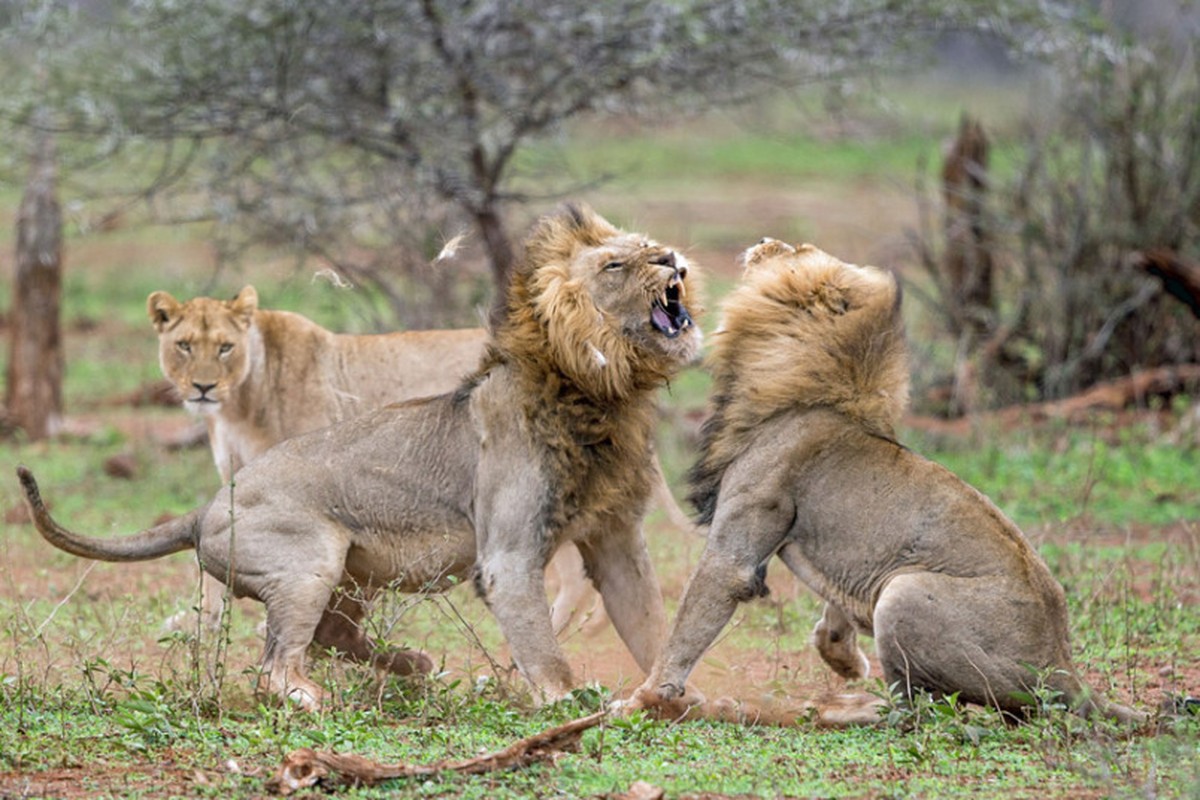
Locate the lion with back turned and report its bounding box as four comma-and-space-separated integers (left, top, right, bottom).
629, 239, 1142, 725
22, 205, 702, 710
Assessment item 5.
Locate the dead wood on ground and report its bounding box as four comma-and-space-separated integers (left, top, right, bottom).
266, 710, 607, 795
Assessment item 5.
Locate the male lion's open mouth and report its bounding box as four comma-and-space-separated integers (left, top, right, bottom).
650, 276, 693, 339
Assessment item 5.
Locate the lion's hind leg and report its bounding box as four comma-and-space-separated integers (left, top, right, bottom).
312, 587, 434, 678
872, 572, 1070, 717
259, 581, 337, 712
548, 544, 604, 636
577, 524, 667, 675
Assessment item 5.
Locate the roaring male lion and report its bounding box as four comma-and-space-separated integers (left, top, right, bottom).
627, 239, 1143, 724
148, 285, 487, 631
19, 205, 701, 710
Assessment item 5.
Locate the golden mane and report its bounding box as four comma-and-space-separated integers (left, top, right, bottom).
493, 204, 689, 402
689, 242, 909, 523
466, 204, 702, 532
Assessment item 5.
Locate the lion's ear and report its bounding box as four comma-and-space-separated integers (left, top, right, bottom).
558, 203, 619, 247
147, 291, 181, 332
562, 203, 597, 233
230, 285, 259, 322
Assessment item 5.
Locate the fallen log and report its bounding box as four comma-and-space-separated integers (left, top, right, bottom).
908, 364, 1200, 436
266, 709, 607, 795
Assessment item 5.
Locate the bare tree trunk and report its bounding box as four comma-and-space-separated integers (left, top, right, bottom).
940, 114, 997, 416
475, 203, 516, 329
5, 128, 64, 440
942, 114, 994, 337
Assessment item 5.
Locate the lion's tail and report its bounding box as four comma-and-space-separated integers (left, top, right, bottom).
17, 466, 204, 562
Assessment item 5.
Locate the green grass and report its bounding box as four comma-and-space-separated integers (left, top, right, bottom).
1, 677, 1196, 798
545, 129, 938, 186
905, 418, 1200, 527
518, 78, 1034, 199
2, 676, 1197, 798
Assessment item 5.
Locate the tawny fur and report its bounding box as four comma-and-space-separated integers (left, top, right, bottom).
629, 240, 1143, 726
690, 242, 908, 524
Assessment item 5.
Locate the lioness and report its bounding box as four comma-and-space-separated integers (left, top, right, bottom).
627, 239, 1142, 724
20, 205, 701, 710
149, 285, 487, 630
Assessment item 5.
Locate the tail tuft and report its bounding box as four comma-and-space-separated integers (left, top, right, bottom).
16, 465, 41, 508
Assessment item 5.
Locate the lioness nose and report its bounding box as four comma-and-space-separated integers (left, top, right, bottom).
193, 381, 217, 396
652, 251, 676, 269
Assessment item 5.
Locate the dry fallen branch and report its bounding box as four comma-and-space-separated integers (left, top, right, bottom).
909, 364, 1200, 436
266, 710, 607, 795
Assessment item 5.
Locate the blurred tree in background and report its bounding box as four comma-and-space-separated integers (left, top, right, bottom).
915, 24, 1200, 412
0, 0, 1077, 329
5, 124, 63, 441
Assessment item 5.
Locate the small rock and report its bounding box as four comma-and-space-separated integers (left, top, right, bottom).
103, 453, 138, 480
617, 781, 664, 800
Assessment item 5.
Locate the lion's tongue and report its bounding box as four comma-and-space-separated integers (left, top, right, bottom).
651, 304, 678, 336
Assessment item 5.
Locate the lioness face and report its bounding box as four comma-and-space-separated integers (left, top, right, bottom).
573, 231, 701, 365
148, 287, 258, 415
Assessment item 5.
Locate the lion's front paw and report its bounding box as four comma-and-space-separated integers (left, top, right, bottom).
617, 682, 706, 721
813, 620, 870, 680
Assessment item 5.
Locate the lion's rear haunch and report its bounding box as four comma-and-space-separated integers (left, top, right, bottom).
16, 466, 201, 562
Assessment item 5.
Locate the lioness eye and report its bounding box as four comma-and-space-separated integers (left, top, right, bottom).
603, 260, 624, 272
218, 343, 234, 356
176, 341, 191, 354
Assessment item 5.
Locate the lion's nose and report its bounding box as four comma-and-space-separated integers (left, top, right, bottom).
652, 251, 676, 269
193, 381, 217, 397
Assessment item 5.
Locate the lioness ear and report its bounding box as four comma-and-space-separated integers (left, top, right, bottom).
230, 285, 259, 321
147, 291, 181, 332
